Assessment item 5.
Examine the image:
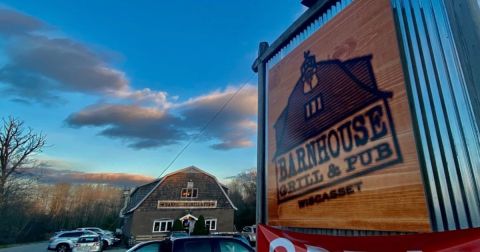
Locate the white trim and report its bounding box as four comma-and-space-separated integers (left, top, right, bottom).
205, 218, 217, 231
179, 214, 198, 221
157, 200, 217, 209
180, 188, 199, 198
152, 219, 173, 233
125, 166, 237, 213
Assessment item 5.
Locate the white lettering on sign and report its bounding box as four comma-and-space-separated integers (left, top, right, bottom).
269, 238, 295, 252
269, 238, 328, 252
267, 238, 424, 252
157, 200, 217, 209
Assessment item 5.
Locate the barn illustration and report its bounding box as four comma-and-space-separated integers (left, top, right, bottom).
273, 51, 394, 158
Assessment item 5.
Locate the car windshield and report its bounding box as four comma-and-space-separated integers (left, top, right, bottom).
180, 240, 212, 252
138, 243, 158, 252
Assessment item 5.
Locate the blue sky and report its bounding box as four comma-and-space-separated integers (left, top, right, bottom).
0, 1, 305, 183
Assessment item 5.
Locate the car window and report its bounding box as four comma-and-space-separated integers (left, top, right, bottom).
78, 236, 99, 243
135, 242, 160, 252
219, 240, 251, 252
60, 232, 81, 238
89, 228, 102, 233
177, 239, 213, 252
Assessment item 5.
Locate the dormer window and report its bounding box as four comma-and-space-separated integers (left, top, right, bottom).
305, 94, 324, 119
181, 188, 198, 198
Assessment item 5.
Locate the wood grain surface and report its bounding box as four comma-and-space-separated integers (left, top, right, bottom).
266, 0, 431, 232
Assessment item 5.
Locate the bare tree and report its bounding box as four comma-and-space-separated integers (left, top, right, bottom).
0, 117, 46, 204
227, 169, 256, 230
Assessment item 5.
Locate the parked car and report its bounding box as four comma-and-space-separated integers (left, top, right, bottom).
77, 227, 119, 248
232, 234, 251, 247
72, 234, 102, 252
126, 236, 254, 252
48, 230, 98, 252
240, 225, 256, 245
210, 232, 251, 247
77, 227, 114, 236
169, 231, 189, 239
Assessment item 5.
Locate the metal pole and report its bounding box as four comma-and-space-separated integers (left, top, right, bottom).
256, 42, 269, 227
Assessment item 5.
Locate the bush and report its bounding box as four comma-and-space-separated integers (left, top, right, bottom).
192, 216, 209, 235
172, 219, 184, 231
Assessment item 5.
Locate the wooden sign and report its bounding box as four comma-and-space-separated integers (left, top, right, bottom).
157, 200, 217, 209
267, 0, 431, 232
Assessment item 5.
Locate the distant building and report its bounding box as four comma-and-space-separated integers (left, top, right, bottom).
120, 166, 236, 243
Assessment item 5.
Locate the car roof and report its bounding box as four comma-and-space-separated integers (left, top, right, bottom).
172, 236, 241, 240
55, 230, 94, 237
79, 234, 99, 238
59, 230, 83, 234
128, 240, 163, 250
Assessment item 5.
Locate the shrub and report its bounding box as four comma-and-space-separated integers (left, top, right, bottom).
192, 215, 209, 235
172, 219, 184, 232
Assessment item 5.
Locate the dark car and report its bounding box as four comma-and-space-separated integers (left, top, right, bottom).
169, 231, 189, 239
126, 236, 254, 252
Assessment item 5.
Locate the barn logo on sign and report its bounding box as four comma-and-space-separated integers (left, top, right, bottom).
273, 51, 402, 204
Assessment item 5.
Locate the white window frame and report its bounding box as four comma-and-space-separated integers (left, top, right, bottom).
180, 188, 198, 198
152, 219, 174, 233
205, 218, 217, 231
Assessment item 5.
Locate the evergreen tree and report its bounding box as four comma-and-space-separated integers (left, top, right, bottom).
172, 219, 184, 232
192, 215, 209, 235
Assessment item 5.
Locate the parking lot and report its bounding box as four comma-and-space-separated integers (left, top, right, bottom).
0, 242, 127, 252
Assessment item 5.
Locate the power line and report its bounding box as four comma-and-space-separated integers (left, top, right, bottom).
157, 74, 256, 178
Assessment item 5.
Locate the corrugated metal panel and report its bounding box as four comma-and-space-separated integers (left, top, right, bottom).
393, 0, 480, 231
267, 0, 353, 69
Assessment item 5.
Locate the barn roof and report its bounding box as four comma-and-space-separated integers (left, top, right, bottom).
122, 178, 160, 215
273, 54, 393, 157
122, 166, 237, 215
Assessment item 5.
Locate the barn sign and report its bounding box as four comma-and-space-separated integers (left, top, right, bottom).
157, 200, 217, 209
266, 0, 431, 232
274, 53, 401, 204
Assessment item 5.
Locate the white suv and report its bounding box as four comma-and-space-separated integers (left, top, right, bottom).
76, 227, 117, 249
48, 230, 98, 252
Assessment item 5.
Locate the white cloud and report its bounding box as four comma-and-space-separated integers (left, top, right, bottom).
0, 7, 258, 151
67, 85, 258, 150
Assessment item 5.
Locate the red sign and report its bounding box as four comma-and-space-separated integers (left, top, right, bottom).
258, 224, 480, 252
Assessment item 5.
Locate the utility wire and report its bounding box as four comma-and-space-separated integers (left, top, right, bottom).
157, 74, 256, 179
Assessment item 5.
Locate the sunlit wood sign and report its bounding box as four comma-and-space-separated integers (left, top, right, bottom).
266, 0, 431, 232
157, 200, 217, 209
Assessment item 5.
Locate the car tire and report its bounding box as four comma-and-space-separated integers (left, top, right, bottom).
56, 243, 69, 252
102, 240, 109, 250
